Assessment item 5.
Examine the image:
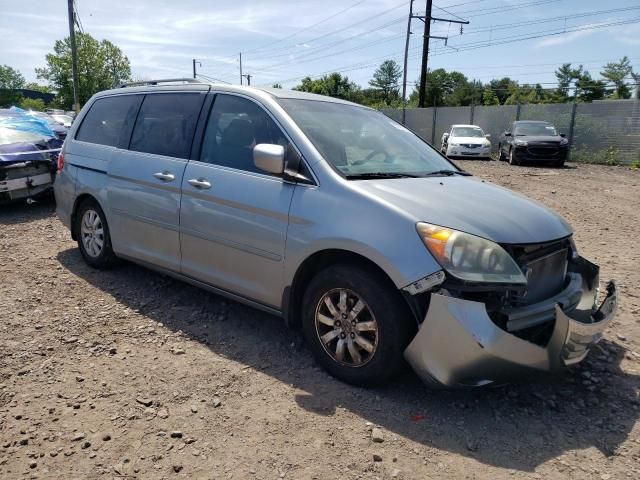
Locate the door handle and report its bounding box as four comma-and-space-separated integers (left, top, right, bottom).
153, 171, 175, 182
188, 178, 212, 189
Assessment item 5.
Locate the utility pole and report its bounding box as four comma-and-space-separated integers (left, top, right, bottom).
67, 0, 80, 113
192, 59, 201, 79
242, 74, 252, 86
239, 52, 243, 85
414, 1, 469, 108
401, 0, 414, 124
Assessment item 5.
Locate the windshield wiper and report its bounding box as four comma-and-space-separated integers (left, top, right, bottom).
345, 172, 420, 180
424, 169, 472, 177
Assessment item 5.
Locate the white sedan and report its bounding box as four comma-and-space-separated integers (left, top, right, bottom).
441, 124, 491, 159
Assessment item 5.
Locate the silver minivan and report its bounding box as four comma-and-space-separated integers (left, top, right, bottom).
54, 79, 617, 388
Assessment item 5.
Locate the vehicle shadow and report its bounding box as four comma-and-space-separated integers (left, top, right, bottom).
0, 196, 55, 225
57, 247, 640, 472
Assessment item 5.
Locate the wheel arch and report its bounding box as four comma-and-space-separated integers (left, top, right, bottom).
282, 248, 418, 328
70, 193, 102, 241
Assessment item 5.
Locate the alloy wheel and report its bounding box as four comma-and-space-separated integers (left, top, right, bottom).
80, 209, 105, 258
314, 288, 379, 367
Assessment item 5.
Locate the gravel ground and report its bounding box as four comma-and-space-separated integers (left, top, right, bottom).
1, 160, 639, 480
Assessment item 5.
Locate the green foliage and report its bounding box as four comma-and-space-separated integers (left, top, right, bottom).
605, 146, 619, 166
20, 97, 46, 111
24, 82, 50, 93
36, 32, 131, 109
630, 152, 640, 170
0, 64, 26, 107
293, 73, 362, 102
601, 56, 633, 99
481, 85, 500, 105
368, 60, 402, 105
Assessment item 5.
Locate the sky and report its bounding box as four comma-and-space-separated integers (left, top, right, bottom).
1, 0, 639, 92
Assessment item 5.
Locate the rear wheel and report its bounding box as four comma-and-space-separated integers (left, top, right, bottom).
75, 199, 119, 269
301, 264, 414, 386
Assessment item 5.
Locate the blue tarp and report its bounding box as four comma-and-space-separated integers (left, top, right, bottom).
1, 106, 56, 138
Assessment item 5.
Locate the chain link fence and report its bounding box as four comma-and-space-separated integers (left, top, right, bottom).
383, 100, 640, 165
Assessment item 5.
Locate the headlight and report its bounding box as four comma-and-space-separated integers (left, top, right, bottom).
484, 141, 491, 148
560, 137, 569, 146
416, 222, 526, 284
514, 139, 528, 146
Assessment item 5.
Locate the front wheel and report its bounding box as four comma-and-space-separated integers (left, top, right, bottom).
301, 264, 414, 386
498, 144, 505, 161
508, 148, 520, 166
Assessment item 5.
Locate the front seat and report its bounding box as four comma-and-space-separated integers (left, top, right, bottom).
218, 118, 256, 171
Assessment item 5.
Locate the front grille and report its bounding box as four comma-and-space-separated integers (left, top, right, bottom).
461, 143, 482, 149
505, 239, 570, 305
527, 146, 560, 156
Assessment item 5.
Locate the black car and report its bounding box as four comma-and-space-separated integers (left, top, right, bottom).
498, 121, 569, 167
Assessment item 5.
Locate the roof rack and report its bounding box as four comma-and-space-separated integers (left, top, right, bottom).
118, 78, 207, 88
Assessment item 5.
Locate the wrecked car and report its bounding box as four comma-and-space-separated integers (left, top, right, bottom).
0, 110, 61, 204
54, 80, 616, 388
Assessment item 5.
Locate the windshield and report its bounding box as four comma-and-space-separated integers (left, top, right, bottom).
451, 126, 484, 138
277, 99, 457, 178
0, 127, 44, 146
514, 123, 557, 136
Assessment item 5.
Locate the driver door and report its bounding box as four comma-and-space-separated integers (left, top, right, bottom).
179, 93, 296, 308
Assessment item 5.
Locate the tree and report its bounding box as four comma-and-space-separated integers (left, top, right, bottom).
574, 71, 606, 102
554, 63, 583, 100
482, 85, 500, 105
487, 77, 519, 105
368, 60, 402, 105
36, 32, 131, 109
20, 98, 46, 111
24, 82, 51, 93
0, 64, 25, 107
601, 56, 633, 99
293, 73, 361, 101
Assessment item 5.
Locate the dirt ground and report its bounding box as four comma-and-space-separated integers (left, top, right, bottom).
1, 160, 639, 480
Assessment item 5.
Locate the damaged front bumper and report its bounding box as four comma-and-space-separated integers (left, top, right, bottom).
404, 257, 617, 387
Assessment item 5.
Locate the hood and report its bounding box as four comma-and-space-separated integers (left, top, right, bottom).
354, 176, 572, 244
451, 136, 488, 144
0, 142, 49, 165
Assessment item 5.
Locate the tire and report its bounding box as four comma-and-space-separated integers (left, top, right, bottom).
301, 263, 414, 387
75, 199, 119, 269
508, 147, 519, 166
554, 159, 565, 168
498, 144, 505, 161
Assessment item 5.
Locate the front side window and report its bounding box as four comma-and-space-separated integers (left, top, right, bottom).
277, 99, 457, 178
200, 94, 289, 174
129, 93, 204, 158
451, 126, 484, 138
76, 95, 142, 147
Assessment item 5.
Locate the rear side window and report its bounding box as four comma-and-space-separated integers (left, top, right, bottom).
129, 93, 204, 159
75, 95, 142, 147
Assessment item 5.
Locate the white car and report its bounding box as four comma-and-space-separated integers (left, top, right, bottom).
441, 124, 491, 159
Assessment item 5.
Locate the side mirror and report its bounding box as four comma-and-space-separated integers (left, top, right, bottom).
253, 144, 285, 175
485, 134, 491, 138
505, 131, 512, 137
560, 133, 566, 138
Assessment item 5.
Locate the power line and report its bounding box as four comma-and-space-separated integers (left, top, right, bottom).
195, 73, 232, 85
263, 17, 640, 87
244, 1, 410, 59
242, 0, 370, 55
